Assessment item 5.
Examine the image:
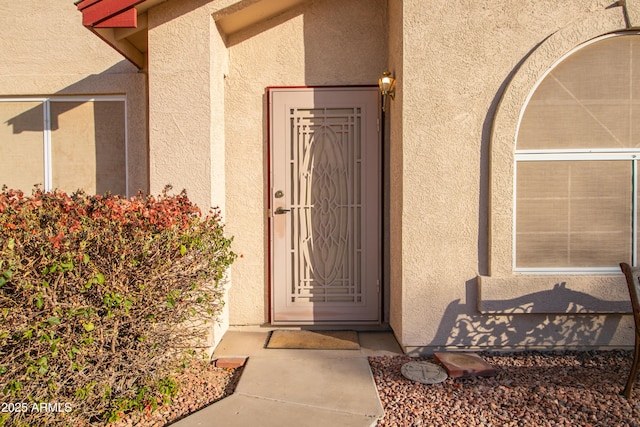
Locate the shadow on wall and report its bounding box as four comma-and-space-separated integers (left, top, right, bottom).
6, 101, 101, 133
2, 63, 135, 196
427, 279, 631, 350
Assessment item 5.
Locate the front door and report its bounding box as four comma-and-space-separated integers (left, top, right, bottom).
269, 87, 381, 324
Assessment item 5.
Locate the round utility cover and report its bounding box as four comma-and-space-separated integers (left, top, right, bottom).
401, 361, 448, 384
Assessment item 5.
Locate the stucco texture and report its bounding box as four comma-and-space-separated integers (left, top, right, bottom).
0, 0, 147, 195
103, 0, 640, 352
387, 0, 404, 345
222, 0, 388, 325
395, 0, 634, 353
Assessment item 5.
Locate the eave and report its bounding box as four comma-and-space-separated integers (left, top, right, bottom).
75, 0, 168, 69
76, 0, 311, 69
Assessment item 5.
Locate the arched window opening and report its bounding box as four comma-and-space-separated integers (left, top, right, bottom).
515, 33, 640, 272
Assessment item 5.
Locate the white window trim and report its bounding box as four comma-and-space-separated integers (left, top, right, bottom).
513, 155, 639, 273
0, 96, 129, 197
516, 149, 640, 160
514, 152, 640, 274
511, 32, 640, 274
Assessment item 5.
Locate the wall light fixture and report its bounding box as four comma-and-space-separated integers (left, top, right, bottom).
378, 71, 396, 112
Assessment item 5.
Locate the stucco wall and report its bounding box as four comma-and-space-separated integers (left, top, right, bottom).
222, 0, 388, 325
0, 0, 148, 195
148, 1, 227, 211
387, 0, 404, 345
399, 0, 635, 353
141, 0, 637, 352
147, 0, 230, 349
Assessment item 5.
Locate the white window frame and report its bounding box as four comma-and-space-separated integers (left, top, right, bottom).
0, 96, 129, 197
513, 32, 640, 275
514, 152, 640, 274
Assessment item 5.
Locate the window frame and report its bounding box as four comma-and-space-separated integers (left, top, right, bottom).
0, 95, 129, 197
513, 32, 640, 274
482, 18, 635, 314
514, 153, 639, 274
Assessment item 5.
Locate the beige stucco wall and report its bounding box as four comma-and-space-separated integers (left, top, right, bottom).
397, 0, 635, 354
387, 0, 404, 344
147, 0, 230, 348
131, 0, 639, 352
222, 0, 388, 325
147, 1, 226, 211
146, 0, 387, 336
0, 0, 148, 195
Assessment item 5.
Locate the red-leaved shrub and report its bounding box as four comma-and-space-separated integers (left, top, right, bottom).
0, 186, 236, 426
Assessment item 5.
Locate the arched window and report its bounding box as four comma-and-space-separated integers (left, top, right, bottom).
515, 33, 640, 272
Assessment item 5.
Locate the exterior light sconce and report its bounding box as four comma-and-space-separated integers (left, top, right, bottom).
378, 71, 396, 112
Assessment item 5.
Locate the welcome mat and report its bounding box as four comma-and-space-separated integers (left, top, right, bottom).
266, 330, 360, 350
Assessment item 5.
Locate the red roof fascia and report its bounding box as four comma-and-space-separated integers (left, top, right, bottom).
75, 0, 101, 11
93, 7, 137, 28
77, 0, 145, 27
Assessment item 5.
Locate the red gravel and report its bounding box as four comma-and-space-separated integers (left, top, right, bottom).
109, 361, 242, 427
370, 351, 640, 426
108, 350, 640, 426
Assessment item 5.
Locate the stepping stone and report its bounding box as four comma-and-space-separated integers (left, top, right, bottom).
214, 357, 247, 369
434, 352, 496, 378
401, 361, 448, 384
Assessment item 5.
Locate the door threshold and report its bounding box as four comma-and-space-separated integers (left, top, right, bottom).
232, 323, 392, 332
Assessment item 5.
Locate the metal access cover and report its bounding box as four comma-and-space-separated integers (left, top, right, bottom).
401, 361, 448, 384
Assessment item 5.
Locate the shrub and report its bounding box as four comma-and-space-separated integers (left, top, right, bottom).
0, 186, 236, 426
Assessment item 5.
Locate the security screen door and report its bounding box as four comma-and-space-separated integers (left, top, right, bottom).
269, 87, 381, 324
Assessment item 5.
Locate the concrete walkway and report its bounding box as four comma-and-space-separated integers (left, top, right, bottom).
171, 328, 403, 427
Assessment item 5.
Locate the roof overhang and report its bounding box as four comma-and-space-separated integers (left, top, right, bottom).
76, 0, 168, 69
76, 0, 310, 69
214, 0, 309, 36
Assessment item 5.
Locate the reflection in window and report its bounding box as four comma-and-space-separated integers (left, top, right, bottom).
0, 97, 126, 196
0, 102, 45, 191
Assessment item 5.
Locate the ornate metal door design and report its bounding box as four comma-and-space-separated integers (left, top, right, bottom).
269, 87, 381, 324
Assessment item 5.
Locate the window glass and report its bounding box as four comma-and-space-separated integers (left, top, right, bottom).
516, 161, 632, 268
51, 101, 126, 195
0, 102, 45, 191
518, 35, 640, 150
516, 34, 640, 270
0, 98, 126, 196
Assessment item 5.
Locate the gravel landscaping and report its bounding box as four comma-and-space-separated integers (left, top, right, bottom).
370, 351, 640, 426
106, 350, 640, 426
110, 361, 242, 427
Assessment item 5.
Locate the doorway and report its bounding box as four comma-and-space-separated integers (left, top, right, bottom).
269, 87, 381, 324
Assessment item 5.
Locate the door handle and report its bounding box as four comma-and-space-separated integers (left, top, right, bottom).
274, 207, 291, 215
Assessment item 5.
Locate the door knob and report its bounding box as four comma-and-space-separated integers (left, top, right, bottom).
274, 207, 291, 215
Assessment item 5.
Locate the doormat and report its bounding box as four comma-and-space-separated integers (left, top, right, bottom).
266, 330, 360, 350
